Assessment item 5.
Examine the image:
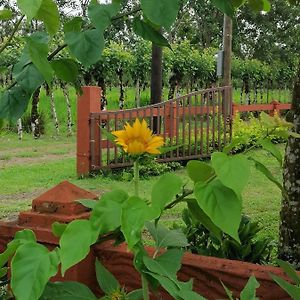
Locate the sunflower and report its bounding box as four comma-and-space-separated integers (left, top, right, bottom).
112, 119, 164, 155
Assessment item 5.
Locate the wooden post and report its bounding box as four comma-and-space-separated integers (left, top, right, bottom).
77, 86, 102, 177
151, 43, 163, 134
165, 102, 177, 138
222, 15, 233, 117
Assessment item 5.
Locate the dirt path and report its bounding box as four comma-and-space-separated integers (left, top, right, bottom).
0, 151, 75, 168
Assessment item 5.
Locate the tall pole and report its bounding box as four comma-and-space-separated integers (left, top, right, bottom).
150, 43, 163, 133
222, 14, 233, 119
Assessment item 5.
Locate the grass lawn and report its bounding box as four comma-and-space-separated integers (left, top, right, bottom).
0, 132, 284, 245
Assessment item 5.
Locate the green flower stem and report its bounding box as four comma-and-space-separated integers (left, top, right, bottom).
133, 160, 149, 299
134, 160, 140, 197
142, 275, 150, 300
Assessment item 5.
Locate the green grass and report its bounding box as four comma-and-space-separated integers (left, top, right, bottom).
0, 130, 284, 244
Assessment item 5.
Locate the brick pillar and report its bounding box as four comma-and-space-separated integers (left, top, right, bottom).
77, 86, 102, 177
0, 181, 99, 289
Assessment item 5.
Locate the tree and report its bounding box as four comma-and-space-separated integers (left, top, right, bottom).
278, 60, 300, 266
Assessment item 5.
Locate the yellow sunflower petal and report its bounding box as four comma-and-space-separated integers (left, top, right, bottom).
146, 147, 161, 154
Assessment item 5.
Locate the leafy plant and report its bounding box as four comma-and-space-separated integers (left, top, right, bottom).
222, 275, 260, 300
40, 259, 143, 300
270, 259, 300, 299
179, 210, 274, 264
0, 115, 290, 300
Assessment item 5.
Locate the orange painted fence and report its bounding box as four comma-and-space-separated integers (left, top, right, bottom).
77, 86, 291, 176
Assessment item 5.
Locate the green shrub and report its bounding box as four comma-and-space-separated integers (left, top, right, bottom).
102, 159, 182, 181
177, 209, 274, 264
232, 113, 288, 152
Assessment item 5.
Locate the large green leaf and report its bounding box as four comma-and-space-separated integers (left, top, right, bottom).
60, 220, 99, 275
52, 222, 67, 238
51, 59, 79, 84
15, 64, 44, 94
88, 1, 121, 31
121, 196, 150, 249
41, 281, 97, 300
186, 160, 215, 184
17, 0, 43, 21
65, 29, 105, 67
249, 158, 283, 191
211, 0, 235, 17
140, 0, 180, 29
151, 173, 182, 213
0, 9, 13, 20
133, 18, 171, 48
176, 290, 206, 300
143, 249, 183, 279
0, 85, 31, 121
186, 199, 222, 241
95, 259, 120, 295
211, 152, 250, 195
11, 243, 53, 300
63, 17, 83, 33
36, 0, 60, 35
240, 275, 260, 300
258, 139, 283, 165
277, 259, 300, 285
90, 190, 127, 233
146, 272, 180, 299
145, 222, 188, 249
194, 180, 242, 242
270, 274, 300, 299
128, 290, 144, 300
26, 35, 53, 83
247, 0, 271, 11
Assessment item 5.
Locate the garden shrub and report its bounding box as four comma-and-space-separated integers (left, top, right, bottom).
103, 159, 182, 181
177, 209, 274, 264
232, 112, 289, 152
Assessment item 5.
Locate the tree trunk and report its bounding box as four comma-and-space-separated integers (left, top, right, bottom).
117, 69, 124, 110
151, 43, 162, 133
31, 87, 41, 139
168, 74, 177, 100
62, 85, 73, 137
45, 84, 60, 136
17, 119, 23, 140
135, 79, 141, 108
278, 61, 300, 267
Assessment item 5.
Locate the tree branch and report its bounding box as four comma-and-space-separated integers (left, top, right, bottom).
0, 15, 25, 55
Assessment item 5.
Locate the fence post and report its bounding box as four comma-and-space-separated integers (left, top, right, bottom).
270, 100, 280, 117
77, 86, 102, 177
165, 102, 177, 138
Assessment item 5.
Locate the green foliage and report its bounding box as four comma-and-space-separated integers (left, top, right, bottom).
0, 9, 13, 20
222, 275, 260, 300
140, 0, 180, 30
180, 211, 274, 264
271, 260, 300, 299
133, 18, 170, 48
151, 173, 183, 214
194, 179, 242, 242
232, 113, 292, 152
95, 259, 120, 295
59, 219, 99, 275
105, 159, 182, 181
41, 281, 98, 300
211, 152, 250, 195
